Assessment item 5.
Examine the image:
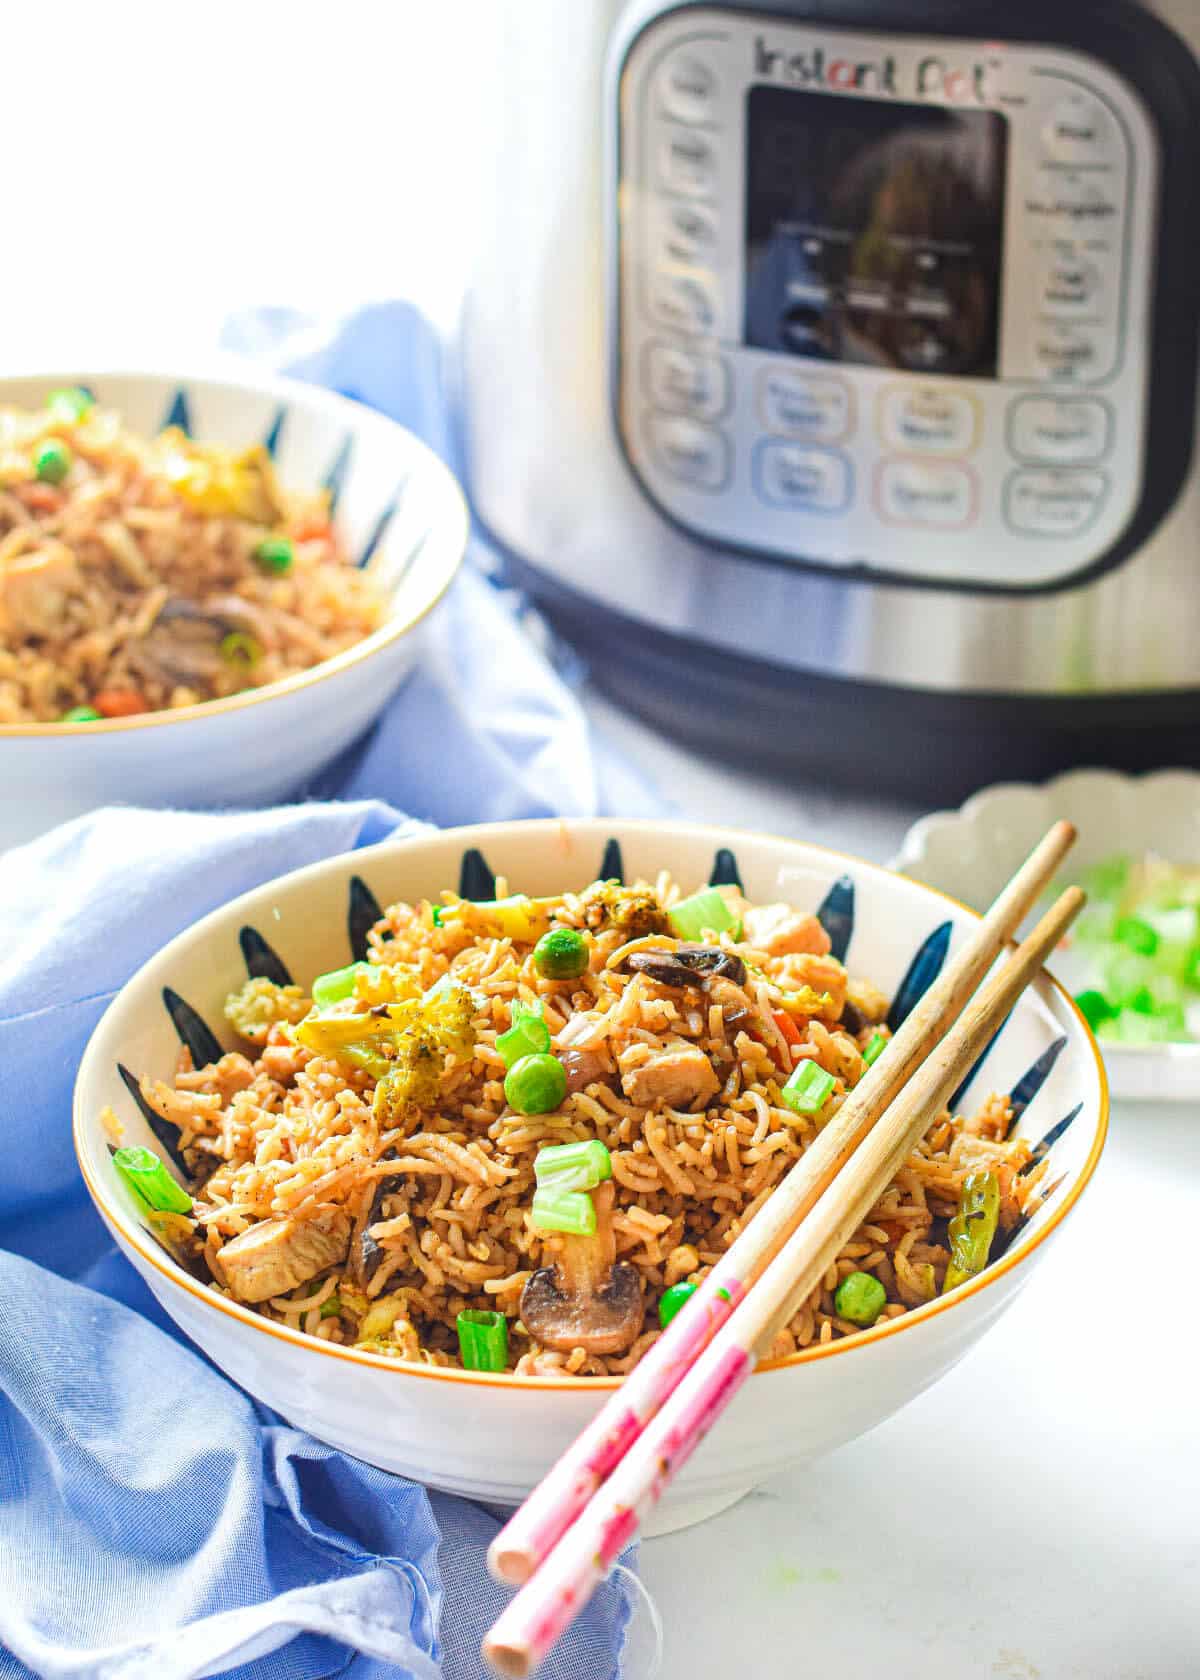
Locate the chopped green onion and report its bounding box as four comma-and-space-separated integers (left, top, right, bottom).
219, 631, 263, 670
320, 1294, 342, 1320
504, 1052, 567, 1116
496, 999, 551, 1067
533, 926, 590, 980
534, 1139, 611, 1191
780, 1059, 835, 1117
33, 438, 71, 484
60, 704, 102, 722
1074, 989, 1114, 1031
658, 1280, 698, 1329
531, 1186, 596, 1236
311, 961, 372, 1009
1115, 916, 1159, 956
667, 886, 739, 943
861, 1031, 887, 1067
112, 1146, 193, 1214
942, 1171, 1000, 1293
1186, 949, 1200, 992
254, 536, 294, 574
834, 1271, 887, 1327
432, 905, 444, 928
456, 1308, 509, 1371
46, 385, 94, 423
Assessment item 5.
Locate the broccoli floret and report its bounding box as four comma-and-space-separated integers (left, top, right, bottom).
580, 881, 671, 940
370, 985, 478, 1126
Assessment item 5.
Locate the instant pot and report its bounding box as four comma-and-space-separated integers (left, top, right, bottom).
460, 0, 1200, 799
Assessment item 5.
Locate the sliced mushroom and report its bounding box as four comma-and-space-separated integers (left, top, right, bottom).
216, 1207, 351, 1304
134, 595, 274, 686
520, 1181, 644, 1355
620, 943, 747, 988
559, 1046, 614, 1096
360, 1150, 400, 1283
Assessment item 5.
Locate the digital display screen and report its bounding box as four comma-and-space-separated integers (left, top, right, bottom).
744, 86, 1008, 376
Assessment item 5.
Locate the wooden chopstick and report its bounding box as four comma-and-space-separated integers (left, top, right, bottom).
487, 820, 1075, 1588
482, 884, 1085, 1679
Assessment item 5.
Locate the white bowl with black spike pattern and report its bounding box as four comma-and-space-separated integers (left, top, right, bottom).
896, 769, 1200, 1102
73, 820, 1109, 1535
0, 365, 468, 848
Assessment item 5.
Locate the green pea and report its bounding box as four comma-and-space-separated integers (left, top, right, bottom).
833, 1271, 887, 1328
254, 537, 294, 574
60, 705, 102, 722
533, 926, 589, 980
658, 1280, 698, 1329
34, 439, 71, 484
503, 1052, 567, 1116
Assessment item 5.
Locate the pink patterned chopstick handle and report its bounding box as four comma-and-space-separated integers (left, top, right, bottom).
487, 1271, 746, 1582
485, 1339, 755, 1676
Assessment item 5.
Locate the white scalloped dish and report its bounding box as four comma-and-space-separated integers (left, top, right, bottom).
896, 769, 1200, 1103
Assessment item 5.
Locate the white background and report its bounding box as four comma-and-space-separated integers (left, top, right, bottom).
0, 1, 480, 366
8, 5, 1199, 1676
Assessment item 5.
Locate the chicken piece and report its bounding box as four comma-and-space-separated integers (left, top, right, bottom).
774, 952, 848, 1021
216, 1208, 351, 1303
0, 546, 81, 637
618, 1043, 719, 1111
845, 976, 890, 1026
743, 903, 832, 960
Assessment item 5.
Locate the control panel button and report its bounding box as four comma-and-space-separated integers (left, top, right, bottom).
877, 460, 976, 529
880, 385, 979, 456
1033, 322, 1104, 381
1009, 397, 1112, 464
1006, 468, 1108, 536
1040, 257, 1102, 317
754, 442, 850, 512
648, 270, 718, 336
645, 343, 730, 419
647, 413, 730, 490
656, 126, 719, 197
1023, 168, 1121, 232
655, 199, 719, 265
758, 370, 851, 442
1042, 94, 1116, 166
656, 51, 720, 125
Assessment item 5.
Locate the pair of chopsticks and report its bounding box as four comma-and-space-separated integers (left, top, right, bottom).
483, 822, 1082, 1678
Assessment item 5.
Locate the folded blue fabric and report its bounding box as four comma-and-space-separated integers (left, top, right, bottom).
0, 802, 636, 1679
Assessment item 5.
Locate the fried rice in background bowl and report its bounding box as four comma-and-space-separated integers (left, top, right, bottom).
0, 367, 467, 848
74, 820, 1107, 1534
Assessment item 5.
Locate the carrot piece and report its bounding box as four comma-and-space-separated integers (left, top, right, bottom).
93, 688, 149, 718
772, 1009, 802, 1046
291, 517, 333, 544
16, 482, 64, 514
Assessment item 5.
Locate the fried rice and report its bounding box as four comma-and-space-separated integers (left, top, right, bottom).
117, 873, 1054, 1379
0, 394, 383, 723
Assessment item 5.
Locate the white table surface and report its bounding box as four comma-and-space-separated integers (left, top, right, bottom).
586, 691, 1200, 1680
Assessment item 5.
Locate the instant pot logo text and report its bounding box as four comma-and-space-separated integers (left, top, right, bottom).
753, 37, 991, 103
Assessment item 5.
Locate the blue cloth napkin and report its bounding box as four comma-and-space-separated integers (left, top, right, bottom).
0, 802, 637, 1679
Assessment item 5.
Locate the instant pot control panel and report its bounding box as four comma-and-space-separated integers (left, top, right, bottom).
611, 6, 1165, 590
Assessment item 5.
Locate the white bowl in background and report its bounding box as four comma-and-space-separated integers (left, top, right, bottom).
896, 769, 1200, 1102
74, 819, 1107, 1534
0, 366, 467, 849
